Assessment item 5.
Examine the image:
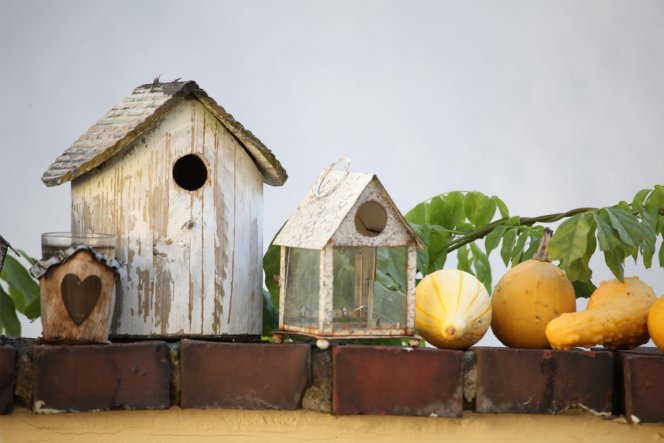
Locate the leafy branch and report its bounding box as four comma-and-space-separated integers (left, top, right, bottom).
261, 185, 664, 336
403, 185, 664, 297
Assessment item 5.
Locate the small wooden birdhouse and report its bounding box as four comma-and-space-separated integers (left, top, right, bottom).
273, 163, 421, 345
31, 247, 123, 343
40, 80, 287, 338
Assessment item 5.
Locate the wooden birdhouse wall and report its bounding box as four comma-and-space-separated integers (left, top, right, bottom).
71, 97, 263, 337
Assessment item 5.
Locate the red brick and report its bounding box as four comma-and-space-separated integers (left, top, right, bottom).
475, 347, 613, 414
332, 345, 463, 417
180, 340, 311, 410
615, 348, 664, 423
0, 345, 16, 414
33, 341, 170, 412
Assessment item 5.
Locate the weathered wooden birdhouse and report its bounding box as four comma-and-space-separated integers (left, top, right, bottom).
273, 162, 421, 346
31, 247, 123, 343
41, 80, 287, 338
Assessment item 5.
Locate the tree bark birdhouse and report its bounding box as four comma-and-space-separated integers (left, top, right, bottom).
273, 161, 422, 347
32, 248, 122, 343
39, 80, 287, 338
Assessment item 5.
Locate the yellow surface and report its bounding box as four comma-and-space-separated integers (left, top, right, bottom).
1, 408, 663, 443
648, 295, 664, 351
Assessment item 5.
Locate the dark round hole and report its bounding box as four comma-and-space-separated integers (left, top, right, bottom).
355, 201, 387, 237
173, 154, 208, 191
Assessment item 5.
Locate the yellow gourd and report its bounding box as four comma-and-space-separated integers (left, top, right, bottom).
416, 269, 491, 349
491, 228, 576, 348
546, 277, 657, 350
648, 296, 664, 351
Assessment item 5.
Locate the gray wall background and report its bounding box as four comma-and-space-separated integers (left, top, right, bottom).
1, 1, 662, 341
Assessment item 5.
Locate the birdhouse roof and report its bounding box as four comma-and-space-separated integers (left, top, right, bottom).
29, 246, 124, 280
41, 80, 287, 187
274, 171, 421, 249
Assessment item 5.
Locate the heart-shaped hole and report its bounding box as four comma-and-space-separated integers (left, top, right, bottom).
60, 274, 102, 326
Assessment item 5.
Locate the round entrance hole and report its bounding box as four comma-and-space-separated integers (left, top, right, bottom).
173, 154, 208, 191
354, 201, 387, 237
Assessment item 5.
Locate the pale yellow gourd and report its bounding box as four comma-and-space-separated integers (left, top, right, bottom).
416, 270, 491, 349
546, 277, 657, 350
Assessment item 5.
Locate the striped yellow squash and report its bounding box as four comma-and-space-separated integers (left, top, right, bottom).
415, 270, 492, 349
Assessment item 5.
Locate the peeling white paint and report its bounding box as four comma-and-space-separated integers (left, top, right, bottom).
71, 99, 263, 337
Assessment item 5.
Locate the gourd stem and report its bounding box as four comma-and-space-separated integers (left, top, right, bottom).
533, 227, 553, 262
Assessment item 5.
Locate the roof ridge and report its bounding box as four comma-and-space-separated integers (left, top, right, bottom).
41, 80, 287, 187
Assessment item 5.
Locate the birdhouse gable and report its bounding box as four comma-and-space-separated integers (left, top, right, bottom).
274, 171, 420, 249
41, 80, 287, 187
330, 177, 416, 248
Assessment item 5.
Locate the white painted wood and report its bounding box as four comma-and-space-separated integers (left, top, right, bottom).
71, 98, 264, 336
319, 246, 334, 335
406, 245, 417, 334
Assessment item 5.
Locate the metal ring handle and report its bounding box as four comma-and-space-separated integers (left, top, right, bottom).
315, 156, 351, 198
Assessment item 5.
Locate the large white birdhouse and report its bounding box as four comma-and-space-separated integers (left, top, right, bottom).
273, 163, 421, 345
40, 80, 287, 338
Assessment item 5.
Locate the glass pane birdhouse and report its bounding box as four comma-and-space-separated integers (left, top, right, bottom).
273, 161, 421, 344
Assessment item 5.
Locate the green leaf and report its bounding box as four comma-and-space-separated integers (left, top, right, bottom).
493, 196, 510, 219
571, 279, 597, 299
548, 213, 593, 264
457, 245, 471, 273
463, 192, 496, 227
463, 192, 482, 225
426, 226, 451, 274
595, 211, 621, 252
405, 202, 428, 225
428, 196, 446, 227
605, 207, 648, 248
446, 192, 467, 229
422, 192, 465, 230
644, 185, 664, 211
475, 196, 497, 228
263, 242, 282, 310
500, 228, 517, 266
632, 188, 652, 208
0, 285, 21, 336
604, 249, 625, 282
0, 254, 39, 315
262, 288, 279, 336
659, 241, 664, 267
470, 243, 492, 292
262, 224, 287, 313
564, 258, 593, 282
636, 206, 657, 268
8, 285, 26, 312
24, 297, 41, 321
485, 225, 507, 256
511, 231, 529, 266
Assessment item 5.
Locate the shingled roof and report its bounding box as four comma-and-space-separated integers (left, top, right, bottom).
41, 80, 287, 187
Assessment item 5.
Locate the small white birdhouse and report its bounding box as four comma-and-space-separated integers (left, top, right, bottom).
40, 80, 287, 338
273, 162, 421, 344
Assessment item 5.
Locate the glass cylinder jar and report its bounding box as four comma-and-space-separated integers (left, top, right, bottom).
41, 232, 116, 260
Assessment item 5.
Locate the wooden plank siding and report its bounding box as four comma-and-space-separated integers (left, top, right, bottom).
71, 98, 263, 337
